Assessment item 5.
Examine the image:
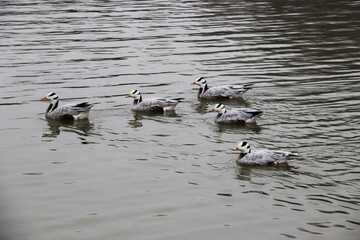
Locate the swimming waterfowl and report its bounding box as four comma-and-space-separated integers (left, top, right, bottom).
210, 103, 262, 124
41, 92, 94, 121
126, 90, 184, 112
191, 77, 252, 99
234, 141, 297, 165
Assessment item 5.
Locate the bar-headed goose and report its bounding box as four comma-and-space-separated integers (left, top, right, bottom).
191, 77, 252, 99
234, 141, 297, 165
41, 92, 94, 121
126, 90, 184, 112
210, 103, 262, 124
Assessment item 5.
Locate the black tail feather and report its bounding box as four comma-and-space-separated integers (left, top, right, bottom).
172, 98, 185, 102
75, 102, 95, 108
244, 84, 253, 90
246, 110, 263, 118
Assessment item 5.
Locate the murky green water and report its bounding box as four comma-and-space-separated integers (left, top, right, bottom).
1, 0, 359, 239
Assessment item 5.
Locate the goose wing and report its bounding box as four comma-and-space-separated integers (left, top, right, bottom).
51, 102, 94, 117
217, 109, 262, 124
239, 150, 272, 165
134, 97, 184, 112
234, 108, 263, 122
239, 150, 284, 165
155, 98, 184, 107
238, 148, 297, 165
253, 150, 295, 165
134, 98, 170, 112
207, 85, 251, 98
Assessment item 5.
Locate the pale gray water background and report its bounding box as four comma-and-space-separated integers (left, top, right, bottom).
1, 0, 360, 239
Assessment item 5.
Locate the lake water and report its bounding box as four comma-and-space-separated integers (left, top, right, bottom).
1, 0, 360, 239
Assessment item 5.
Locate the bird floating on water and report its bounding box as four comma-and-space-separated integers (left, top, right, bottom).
126, 89, 184, 112
233, 141, 297, 165
210, 103, 262, 124
191, 77, 252, 99
41, 92, 94, 121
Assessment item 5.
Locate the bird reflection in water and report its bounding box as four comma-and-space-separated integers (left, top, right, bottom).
216, 122, 262, 134
128, 112, 144, 128
42, 118, 94, 140
128, 111, 179, 128
234, 162, 296, 182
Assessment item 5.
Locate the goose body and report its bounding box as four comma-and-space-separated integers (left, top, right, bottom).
210, 104, 262, 124
126, 90, 184, 112
234, 141, 297, 165
191, 77, 252, 99
41, 92, 94, 121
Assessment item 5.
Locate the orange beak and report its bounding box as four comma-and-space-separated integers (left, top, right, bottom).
191, 81, 196, 85
41, 97, 47, 100
210, 108, 215, 112
233, 147, 239, 151
126, 94, 131, 98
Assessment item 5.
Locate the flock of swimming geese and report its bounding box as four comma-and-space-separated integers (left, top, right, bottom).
41, 77, 297, 166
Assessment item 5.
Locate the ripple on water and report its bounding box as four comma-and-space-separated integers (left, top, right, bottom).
1, 0, 360, 239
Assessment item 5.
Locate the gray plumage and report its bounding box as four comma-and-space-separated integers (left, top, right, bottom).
126, 90, 184, 112
210, 103, 262, 124
234, 141, 297, 165
192, 77, 252, 99
41, 92, 94, 121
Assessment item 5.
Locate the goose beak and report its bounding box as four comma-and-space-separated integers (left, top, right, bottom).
209, 108, 215, 112
191, 81, 196, 85
41, 97, 47, 100
233, 147, 239, 151
126, 94, 131, 98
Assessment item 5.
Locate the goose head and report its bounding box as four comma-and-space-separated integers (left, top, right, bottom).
126, 89, 141, 100
191, 77, 207, 88
41, 92, 59, 104
210, 103, 226, 114
234, 141, 251, 153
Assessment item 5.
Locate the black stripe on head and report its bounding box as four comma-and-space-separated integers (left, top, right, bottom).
216, 103, 225, 109
49, 92, 56, 97
53, 96, 59, 100
131, 90, 139, 95
197, 77, 207, 84
241, 141, 248, 147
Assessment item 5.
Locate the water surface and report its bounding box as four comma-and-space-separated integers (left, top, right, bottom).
1, 0, 360, 239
